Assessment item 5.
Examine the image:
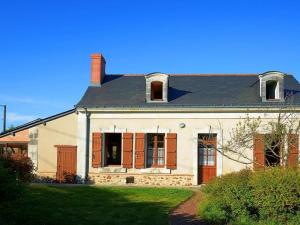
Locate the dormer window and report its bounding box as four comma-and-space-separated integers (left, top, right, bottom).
145, 72, 169, 103
259, 71, 284, 102
266, 80, 278, 100
151, 81, 163, 100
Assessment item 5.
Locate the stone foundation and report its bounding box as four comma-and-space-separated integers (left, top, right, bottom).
89, 173, 193, 186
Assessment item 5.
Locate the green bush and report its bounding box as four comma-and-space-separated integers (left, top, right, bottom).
200, 169, 255, 222
251, 168, 300, 222
0, 160, 24, 206
198, 196, 228, 225
0, 156, 34, 224
198, 168, 300, 225
0, 155, 34, 183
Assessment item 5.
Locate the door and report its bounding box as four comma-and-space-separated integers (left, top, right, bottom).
56, 145, 77, 183
198, 134, 217, 184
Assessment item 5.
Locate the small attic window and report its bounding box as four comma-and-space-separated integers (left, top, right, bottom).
266, 80, 278, 100
259, 71, 284, 102
145, 72, 169, 103
151, 81, 163, 100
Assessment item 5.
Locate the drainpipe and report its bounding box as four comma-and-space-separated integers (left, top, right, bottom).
84, 107, 91, 183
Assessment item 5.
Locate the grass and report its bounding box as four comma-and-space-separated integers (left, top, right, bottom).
2, 185, 192, 225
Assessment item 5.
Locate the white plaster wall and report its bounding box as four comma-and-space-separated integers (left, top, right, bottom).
77, 112, 87, 179
86, 111, 297, 182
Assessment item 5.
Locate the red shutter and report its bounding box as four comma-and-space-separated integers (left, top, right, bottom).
166, 133, 177, 169
253, 134, 265, 170
122, 133, 133, 168
135, 133, 145, 168
288, 134, 299, 168
92, 132, 102, 168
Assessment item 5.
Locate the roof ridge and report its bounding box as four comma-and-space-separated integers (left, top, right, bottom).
108, 73, 258, 77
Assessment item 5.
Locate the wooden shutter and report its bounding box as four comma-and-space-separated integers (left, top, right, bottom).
135, 133, 145, 169
288, 134, 299, 168
92, 132, 102, 168
166, 133, 177, 169
253, 134, 265, 170
122, 133, 133, 168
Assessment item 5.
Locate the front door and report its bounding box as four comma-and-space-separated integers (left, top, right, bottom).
56, 145, 77, 183
198, 134, 217, 184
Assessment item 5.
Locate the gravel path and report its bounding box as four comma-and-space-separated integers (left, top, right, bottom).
169, 191, 209, 225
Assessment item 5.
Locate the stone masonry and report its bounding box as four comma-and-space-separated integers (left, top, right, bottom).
89, 173, 193, 186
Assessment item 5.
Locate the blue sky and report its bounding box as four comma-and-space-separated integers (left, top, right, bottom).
0, 0, 300, 128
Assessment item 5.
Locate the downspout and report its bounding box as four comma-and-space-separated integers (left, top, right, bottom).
84, 107, 91, 183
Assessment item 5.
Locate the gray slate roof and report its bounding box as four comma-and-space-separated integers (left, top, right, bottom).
76, 74, 300, 108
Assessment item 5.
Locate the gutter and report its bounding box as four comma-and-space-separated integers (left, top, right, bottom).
75, 106, 300, 113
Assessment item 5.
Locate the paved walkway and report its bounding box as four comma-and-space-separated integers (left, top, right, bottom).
169, 191, 209, 225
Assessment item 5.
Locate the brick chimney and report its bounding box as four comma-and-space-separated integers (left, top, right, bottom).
91, 53, 106, 85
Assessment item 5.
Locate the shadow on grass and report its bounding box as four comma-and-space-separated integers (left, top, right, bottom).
1, 185, 191, 225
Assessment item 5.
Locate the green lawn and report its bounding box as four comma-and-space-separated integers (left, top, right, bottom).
3, 185, 192, 225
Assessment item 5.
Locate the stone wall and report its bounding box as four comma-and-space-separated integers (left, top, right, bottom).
89, 173, 193, 186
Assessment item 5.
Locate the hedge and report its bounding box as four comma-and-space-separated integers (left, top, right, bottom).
198, 168, 300, 225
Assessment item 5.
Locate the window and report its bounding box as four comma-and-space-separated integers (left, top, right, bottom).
104, 133, 122, 166
266, 80, 278, 100
151, 81, 163, 100
147, 133, 165, 167
198, 134, 216, 166
265, 140, 281, 166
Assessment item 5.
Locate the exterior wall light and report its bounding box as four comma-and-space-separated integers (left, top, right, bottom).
179, 123, 186, 128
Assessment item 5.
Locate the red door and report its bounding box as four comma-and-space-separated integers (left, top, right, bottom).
56, 145, 77, 183
198, 135, 217, 184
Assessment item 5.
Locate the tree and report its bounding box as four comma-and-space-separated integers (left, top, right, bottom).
216, 97, 300, 168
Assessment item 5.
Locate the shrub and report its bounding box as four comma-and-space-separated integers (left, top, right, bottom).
0, 160, 24, 206
199, 168, 300, 225
0, 156, 34, 224
251, 168, 300, 222
0, 155, 34, 183
198, 196, 228, 225
200, 169, 255, 221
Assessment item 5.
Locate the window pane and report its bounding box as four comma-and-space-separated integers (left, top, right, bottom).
158, 148, 164, 157
207, 145, 215, 155
157, 141, 164, 148
147, 148, 153, 166
157, 147, 164, 165
198, 148, 207, 165
207, 155, 215, 166
157, 158, 164, 165
157, 134, 164, 142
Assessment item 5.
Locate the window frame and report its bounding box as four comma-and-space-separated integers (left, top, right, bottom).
103, 133, 122, 167
150, 81, 163, 101
198, 134, 217, 167
146, 133, 165, 168
266, 80, 279, 100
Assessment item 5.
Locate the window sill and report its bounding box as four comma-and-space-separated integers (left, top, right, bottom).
147, 100, 168, 103
140, 168, 171, 174
266, 99, 280, 101
98, 167, 127, 173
